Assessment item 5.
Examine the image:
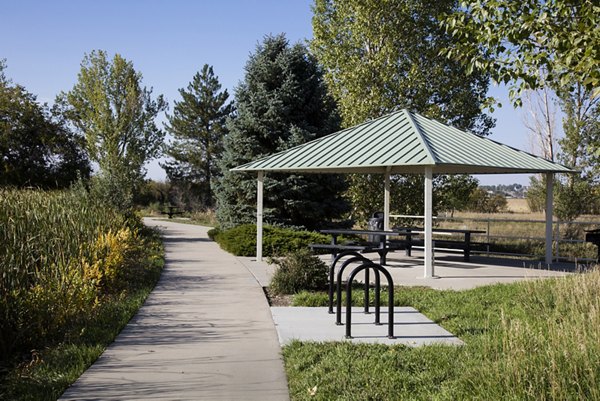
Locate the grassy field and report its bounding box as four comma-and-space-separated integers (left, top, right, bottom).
283, 269, 600, 400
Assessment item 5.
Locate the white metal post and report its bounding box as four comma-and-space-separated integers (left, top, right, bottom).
257, 171, 264, 262
424, 167, 434, 277
384, 167, 391, 231
545, 173, 554, 264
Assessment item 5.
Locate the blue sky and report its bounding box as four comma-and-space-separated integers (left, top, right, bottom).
1, 0, 535, 185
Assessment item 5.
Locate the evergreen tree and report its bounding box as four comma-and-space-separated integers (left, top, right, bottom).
215, 34, 348, 230
162, 65, 233, 209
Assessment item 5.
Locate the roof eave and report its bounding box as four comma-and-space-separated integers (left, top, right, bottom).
232, 163, 577, 175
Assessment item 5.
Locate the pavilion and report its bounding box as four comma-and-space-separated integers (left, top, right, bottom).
233, 109, 575, 277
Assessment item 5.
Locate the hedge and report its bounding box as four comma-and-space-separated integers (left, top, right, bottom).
208, 224, 332, 257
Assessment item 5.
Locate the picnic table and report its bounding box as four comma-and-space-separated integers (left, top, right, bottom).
396, 227, 487, 262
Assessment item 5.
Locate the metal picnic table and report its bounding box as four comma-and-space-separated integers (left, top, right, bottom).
396, 227, 487, 262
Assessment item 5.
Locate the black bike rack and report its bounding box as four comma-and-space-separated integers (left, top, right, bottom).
335, 257, 381, 325
345, 261, 395, 339
328, 251, 369, 314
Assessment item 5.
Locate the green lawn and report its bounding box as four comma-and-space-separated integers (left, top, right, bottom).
283, 269, 600, 400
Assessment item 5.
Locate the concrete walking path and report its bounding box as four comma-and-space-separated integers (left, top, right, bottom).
60, 218, 289, 401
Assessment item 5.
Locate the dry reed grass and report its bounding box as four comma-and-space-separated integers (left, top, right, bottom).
0, 187, 137, 361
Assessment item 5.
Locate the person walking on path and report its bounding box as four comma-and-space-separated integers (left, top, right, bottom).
60, 218, 290, 401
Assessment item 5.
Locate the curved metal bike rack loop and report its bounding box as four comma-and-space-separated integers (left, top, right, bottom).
345, 262, 395, 339
328, 251, 368, 314
335, 256, 381, 325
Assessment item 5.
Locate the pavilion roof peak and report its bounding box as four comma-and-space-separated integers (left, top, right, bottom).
233, 109, 576, 175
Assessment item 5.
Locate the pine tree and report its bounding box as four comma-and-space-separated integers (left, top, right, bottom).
162, 65, 233, 208
214, 34, 348, 230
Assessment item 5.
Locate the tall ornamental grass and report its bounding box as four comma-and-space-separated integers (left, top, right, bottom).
467, 269, 600, 400
0, 187, 144, 362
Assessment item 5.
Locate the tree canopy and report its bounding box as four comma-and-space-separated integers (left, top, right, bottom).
58, 50, 167, 208
162, 65, 234, 209
312, 0, 495, 132
215, 34, 348, 230
311, 0, 495, 221
0, 60, 90, 188
442, 0, 600, 104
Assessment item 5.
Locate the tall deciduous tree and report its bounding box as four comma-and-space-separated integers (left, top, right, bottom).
0, 60, 90, 188
311, 0, 494, 222
312, 0, 494, 129
558, 83, 600, 183
522, 88, 559, 162
162, 65, 233, 209
554, 83, 600, 220
442, 0, 600, 104
215, 34, 348, 230
59, 50, 167, 209
525, 83, 599, 220
444, 1, 599, 220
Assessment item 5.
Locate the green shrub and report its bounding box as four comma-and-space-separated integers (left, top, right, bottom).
207, 227, 220, 241
211, 224, 331, 257
269, 249, 328, 295
215, 224, 254, 255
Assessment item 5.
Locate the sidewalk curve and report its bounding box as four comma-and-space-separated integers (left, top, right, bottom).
60, 218, 290, 401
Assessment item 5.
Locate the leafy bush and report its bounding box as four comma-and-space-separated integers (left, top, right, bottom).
468, 187, 508, 213
210, 224, 331, 257
83, 226, 152, 294
207, 227, 220, 241
269, 249, 328, 295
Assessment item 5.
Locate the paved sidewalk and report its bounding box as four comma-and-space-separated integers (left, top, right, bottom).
60, 218, 289, 401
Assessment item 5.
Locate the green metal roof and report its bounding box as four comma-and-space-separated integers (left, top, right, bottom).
232, 109, 576, 175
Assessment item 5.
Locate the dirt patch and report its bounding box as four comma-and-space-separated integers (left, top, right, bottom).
263, 287, 293, 306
